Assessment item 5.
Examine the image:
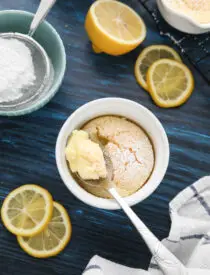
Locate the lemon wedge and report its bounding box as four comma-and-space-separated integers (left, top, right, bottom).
17, 202, 72, 258
135, 45, 182, 91
147, 59, 194, 108
85, 0, 146, 55
1, 184, 53, 237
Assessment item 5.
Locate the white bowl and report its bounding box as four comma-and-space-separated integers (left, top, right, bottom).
157, 0, 210, 34
56, 98, 169, 210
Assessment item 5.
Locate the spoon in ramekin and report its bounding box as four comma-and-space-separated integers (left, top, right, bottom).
75, 146, 187, 275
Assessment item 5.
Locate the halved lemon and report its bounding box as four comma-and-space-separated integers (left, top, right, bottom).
147, 59, 194, 108
1, 184, 53, 237
17, 202, 72, 258
135, 45, 182, 91
85, 0, 146, 55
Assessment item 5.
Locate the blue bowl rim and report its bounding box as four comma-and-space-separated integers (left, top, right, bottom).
0, 9, 66, 116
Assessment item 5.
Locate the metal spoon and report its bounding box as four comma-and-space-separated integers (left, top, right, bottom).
29, 0, 56, 37
75, 147, 188, 275
0, 0, 56, 107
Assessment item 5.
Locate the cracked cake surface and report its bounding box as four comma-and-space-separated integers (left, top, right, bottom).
81, 116, 155, 198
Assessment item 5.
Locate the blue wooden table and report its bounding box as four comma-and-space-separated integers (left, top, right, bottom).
0, 0, 210, 274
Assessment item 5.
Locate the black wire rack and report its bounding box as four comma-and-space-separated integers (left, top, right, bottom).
139, 0, 210, 83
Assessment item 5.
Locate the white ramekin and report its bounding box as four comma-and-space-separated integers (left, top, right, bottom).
157, 0, 210, 34
56, 98, 169, 210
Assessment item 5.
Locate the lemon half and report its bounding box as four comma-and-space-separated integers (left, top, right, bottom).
85, 0, 146, 55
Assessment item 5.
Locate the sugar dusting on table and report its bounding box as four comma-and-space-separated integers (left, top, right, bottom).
0, 37, 36, 103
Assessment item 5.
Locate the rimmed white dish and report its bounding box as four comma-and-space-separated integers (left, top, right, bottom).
157, 0, 210, 34
56, 98, 169, 210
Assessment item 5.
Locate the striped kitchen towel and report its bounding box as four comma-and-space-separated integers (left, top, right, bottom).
83, 176, 210, 275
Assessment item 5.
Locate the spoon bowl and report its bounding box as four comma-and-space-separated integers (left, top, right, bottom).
75, 143, 114, 189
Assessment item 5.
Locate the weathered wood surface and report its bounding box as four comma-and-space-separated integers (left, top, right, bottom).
0, 0, 210, 274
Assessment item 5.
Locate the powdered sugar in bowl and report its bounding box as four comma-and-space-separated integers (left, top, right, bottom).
0, 10, 66, 116
56, 98, 170, 210
0, 37, 36, 103
0, 32, 53, 112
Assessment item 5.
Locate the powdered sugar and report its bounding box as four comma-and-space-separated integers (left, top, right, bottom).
0, 38, 36, 103
165, 0, 210, 24
166, 0, 209, 9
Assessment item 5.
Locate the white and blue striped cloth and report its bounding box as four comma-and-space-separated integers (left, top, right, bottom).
83, 176, 210, 275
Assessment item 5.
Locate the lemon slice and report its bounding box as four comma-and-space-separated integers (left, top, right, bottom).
85, 0, 146, 55
17, 202, 72, 258
135, 45, 182, 90
147, 59, 194, 108
1, 184, 53, 237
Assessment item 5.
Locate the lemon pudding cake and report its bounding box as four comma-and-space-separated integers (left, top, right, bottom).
72, 116, 155, 198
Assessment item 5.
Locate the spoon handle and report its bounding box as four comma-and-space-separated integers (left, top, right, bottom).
28, 0, 56, 37
109, 187, 187, 275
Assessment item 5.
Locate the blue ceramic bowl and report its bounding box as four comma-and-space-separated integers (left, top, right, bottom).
0, 10, 66, 116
